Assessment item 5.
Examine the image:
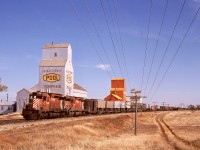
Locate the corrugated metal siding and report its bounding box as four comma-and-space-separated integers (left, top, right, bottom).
16, 89, 30, 113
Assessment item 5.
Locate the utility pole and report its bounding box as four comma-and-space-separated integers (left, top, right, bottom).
152, 102, 157, 112
167, 104, 170, 111
6, 93, 8, 101
130, 89, 146, 136
162, 102, 166, 111
135, 93, 138, 136
162, 102, 165, 107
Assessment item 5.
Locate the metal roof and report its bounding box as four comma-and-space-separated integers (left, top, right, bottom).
43, 43, 70, 49
111, 94, 122, 100
26, 88, 35, 93
73, 83, 87, 92
0, 101, 16, 106
40, 60, 67, 67
112, 78, 125, 80
17, 88, 35, 94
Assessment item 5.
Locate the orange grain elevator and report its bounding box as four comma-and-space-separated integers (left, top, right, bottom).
104, 78, 126, 101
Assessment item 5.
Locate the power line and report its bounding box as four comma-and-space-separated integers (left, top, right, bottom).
99, 0, 124, 78
112, 0, 132, 90
141, 0, 153, 93
85, 0, 131, 93
144, 0, 168, 95
84, 0, 116, 77
148, 0, 187, 97
107, 0, 120, 51
107, 0, 132, 90
151, 5, 200, 98
70, 0, 112, 79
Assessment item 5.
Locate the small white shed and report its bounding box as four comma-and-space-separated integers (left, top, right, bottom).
0, 100, 16, 115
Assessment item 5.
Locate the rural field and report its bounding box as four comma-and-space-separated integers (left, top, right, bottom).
0, 110, 200, 150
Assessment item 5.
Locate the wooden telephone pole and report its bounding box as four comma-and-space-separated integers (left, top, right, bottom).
130, 89, 146, 136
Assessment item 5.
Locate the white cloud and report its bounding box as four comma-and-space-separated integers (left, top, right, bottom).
96, 64, 110, 71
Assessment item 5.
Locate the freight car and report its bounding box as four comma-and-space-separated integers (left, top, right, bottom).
22, 91, 137, 120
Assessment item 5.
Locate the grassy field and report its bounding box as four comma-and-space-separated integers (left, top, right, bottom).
0, 111, 200, 150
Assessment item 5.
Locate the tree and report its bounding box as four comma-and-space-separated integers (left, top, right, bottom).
188, 105, 195, 110
196, 105, 200, 110
0, 84, 8, 92
0, 78, 8, 92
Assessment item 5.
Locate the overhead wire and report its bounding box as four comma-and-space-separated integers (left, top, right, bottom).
107, 0, 120, 51
84, 0, 117, 77
143, 0, 168, 96
106, 0, 132, 90
70, 0, 112, 79
105, 0, 132, 94
151, 4, 200, 99
99, 0, 124, 78
147, 0, 187, 97
112, 0, 132, 90
141, 0, 153, 94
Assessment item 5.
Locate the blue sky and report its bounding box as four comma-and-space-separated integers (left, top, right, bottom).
0, 0, 199, 106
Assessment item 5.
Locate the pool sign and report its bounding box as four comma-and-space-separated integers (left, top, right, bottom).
43, 73, 60, 82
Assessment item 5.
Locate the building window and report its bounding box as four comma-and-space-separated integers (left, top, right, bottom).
8, 106, 10, 110
54, 52, 57, 57
1, 106, 3, 110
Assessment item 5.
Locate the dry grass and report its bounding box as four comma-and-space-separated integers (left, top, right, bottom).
164, 110, 200, 148
0, 111, 199, 150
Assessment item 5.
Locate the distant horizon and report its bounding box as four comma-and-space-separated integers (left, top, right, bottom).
0, 0, 200, 106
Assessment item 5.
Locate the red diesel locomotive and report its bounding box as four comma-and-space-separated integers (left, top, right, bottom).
22, 91, 84, 120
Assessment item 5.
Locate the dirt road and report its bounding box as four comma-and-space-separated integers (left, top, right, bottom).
155, 112, 200, 150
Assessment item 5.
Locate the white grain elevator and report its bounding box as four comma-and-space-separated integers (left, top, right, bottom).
39, 43, 74, 96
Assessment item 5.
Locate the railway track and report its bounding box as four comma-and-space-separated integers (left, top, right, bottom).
156, 112, 199, 150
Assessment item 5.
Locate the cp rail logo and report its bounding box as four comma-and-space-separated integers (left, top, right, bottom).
43, 73, 61, 82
